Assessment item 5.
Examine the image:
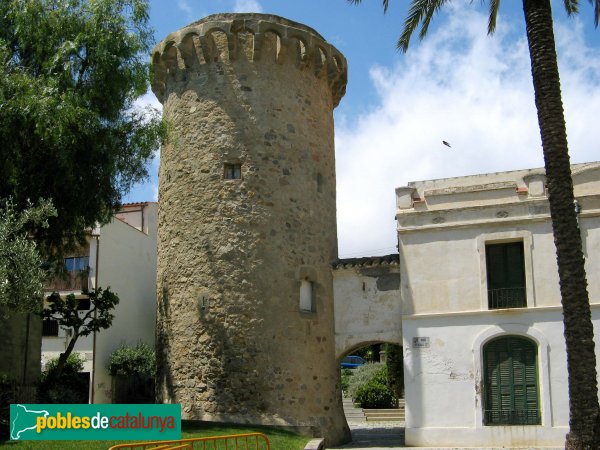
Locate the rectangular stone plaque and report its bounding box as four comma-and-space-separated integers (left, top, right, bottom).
412, 337, 430, 348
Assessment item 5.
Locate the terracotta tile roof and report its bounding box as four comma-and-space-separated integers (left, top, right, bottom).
332, 253, 399, 269
119, 201, 157, 207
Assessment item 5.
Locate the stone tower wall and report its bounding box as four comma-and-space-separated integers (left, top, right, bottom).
151, 13, 349, 445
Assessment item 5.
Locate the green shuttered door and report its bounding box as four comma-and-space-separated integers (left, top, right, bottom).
483, 336, 540, 425
486, 242, 526, 308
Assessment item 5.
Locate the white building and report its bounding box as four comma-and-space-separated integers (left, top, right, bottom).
41, 202, 157, 403
395, 162, 600, 447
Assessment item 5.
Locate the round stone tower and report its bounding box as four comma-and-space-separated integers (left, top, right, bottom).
151, 13, 349, 445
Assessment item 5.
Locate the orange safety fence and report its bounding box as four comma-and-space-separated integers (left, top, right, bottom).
108, 432, 270, 450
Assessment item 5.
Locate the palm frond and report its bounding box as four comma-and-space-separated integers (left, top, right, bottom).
564, 0, 580, 15
566, 1, 599, 28
398, 0, 443, 52
488, 0, 501, 34
592, 0, 600, 27
347, 0, 362, 5
383, 0, 390, 13
398, 0, 427, 52
420, 0, 450, 41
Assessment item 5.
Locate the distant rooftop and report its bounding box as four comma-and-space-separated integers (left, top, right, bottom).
332, 254, 399, 269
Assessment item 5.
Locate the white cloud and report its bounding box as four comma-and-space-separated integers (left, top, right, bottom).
123, 90, 162, 203
233, 0, 262, 13
335, 7, 600, 258
177, 0, 193, 18
133, 90, 163, 114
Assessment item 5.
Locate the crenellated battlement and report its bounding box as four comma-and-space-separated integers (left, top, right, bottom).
151, 13, 347, 107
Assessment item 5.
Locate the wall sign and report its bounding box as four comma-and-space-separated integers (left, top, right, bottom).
412, 337, 430, 348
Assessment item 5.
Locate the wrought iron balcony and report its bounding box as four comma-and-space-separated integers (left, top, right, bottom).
44, 270, 89, 292
488, 287, 526, 309
484, 409, 540, 425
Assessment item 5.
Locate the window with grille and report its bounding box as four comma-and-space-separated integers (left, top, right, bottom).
483, 336, 540, 425
486, 242, 526, 309
42, 319, 59, 337
224, 163, 241, 180
64, 256, 89, 272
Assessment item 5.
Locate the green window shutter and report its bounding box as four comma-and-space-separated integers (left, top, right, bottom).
486, 242, 526, 308
505, 243, 525, 288
483, 336, 540, 425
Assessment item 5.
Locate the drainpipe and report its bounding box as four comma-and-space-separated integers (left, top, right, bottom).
90, 233, 100, 403
574, 199, 581, 227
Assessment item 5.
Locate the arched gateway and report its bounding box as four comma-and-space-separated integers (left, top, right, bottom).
332, 255, 402, 359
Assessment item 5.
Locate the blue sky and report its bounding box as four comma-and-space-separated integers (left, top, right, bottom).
127, 0, 600, 258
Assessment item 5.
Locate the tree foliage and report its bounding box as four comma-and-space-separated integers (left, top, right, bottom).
42, 287, 119, 377
0, 0, 163, 255
385, 343, 404, 399
347, 362, 386, 399
39, 352, 88, 403
347, 363, 396, 408
0, 198, 56, 317
108, 342, 156, 378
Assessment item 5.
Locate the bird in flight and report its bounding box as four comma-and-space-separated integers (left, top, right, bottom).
442, 140, 452, 148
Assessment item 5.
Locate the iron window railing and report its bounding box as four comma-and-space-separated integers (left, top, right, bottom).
484, 409, 540, 425
488, 287, 526, 309
42, 319, 59, 336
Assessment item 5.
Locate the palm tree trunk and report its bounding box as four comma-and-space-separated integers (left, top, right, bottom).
522, 0, 600, 448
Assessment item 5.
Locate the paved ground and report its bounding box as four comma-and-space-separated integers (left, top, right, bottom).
325, 419, 564, 450
326, 420, 405, 449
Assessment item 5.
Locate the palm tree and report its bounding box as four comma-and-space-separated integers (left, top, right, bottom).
348, 0, 600, 448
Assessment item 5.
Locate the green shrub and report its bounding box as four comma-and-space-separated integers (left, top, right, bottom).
109, 342, 156, 403
340, 368, 353, 394
354, 379, 395, 408
347, 363, 396, 408
108, 342, 155, 378
385, 343, 404, 399
347, 362, 386, 399
0, 374, 15, 435
42, 353, 85, 379
39, 353, 88, 404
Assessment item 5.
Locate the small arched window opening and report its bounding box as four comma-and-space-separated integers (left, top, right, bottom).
299, 279, 314, 312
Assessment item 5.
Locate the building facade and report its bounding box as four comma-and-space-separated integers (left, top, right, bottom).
395, 162, 600, 447
41, 202, 158, 403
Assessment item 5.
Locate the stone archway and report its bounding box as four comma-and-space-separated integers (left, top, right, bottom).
332, 255, 401, 360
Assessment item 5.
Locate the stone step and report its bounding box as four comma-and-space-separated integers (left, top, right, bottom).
365, 413, 404, 418
363, 409, 404, 413
363, 408, 405, 422
365, 416, 405, 421
364, 413, 405, 419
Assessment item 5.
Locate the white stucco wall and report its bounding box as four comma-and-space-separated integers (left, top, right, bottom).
399, 221, 570, 315
401, 307, 600, 447
92, 204, 157, 403
396, 162, 600, 447
41, 204, 158, 403
333, 261, 401, 358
